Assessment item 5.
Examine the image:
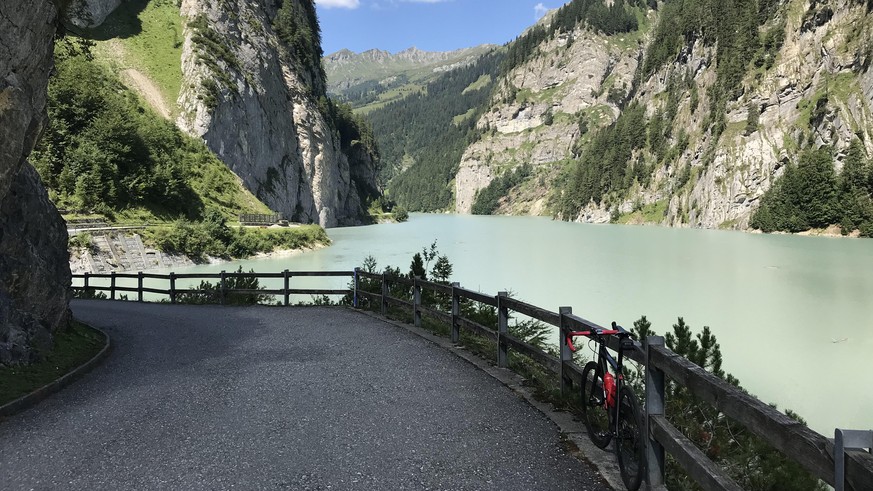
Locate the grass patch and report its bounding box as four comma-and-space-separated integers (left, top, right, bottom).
618, 199, 669, 224
143, 222, 330, 261
515, 83, 565, 105
606, 6, 652, 50
356, 83, 426, 115
719, 218, 740, 229
462, 74, 492, 94
88, 0, 184, 115
0, 321, 106, 407
452, 107, 477, 126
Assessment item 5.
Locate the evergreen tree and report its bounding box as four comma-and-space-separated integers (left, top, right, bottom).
409, 253, 426, 280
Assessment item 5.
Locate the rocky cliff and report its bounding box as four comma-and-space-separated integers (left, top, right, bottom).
0, 0, 71, 365
455, 27, 639, 215
455, 0, 873, 230
175, 0, 379, 227
66, 0, 122, 28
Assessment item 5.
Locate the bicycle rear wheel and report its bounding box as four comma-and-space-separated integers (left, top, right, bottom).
615, 387, 644, 491
581, 361, 612, 449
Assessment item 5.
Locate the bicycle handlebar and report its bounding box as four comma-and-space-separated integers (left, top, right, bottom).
564, 322, 634, 352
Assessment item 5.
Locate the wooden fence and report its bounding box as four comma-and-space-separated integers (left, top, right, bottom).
72, 270, 352, 305
239, 213, 282, 226
71, 268, 873, 490
353, 271, 873, 491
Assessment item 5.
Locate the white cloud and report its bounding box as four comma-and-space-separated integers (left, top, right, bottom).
316, 0, 361, 8
534, 2, 549, 19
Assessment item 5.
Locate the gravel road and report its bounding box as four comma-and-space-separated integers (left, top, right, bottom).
0, 300, 609, 490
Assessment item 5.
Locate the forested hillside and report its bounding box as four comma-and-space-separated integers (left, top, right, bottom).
365, 50, 504, 211
447, 0, 873, 237
31, 39, 267, 222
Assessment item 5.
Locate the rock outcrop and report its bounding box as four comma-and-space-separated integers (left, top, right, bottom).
455, 0, 873, 230
176, 0, 379, 227
65, 0, 122, 28
0, 0, 71, 365
455, 28, 638, 213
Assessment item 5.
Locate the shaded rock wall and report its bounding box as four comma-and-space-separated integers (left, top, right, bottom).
0, 0, 71, 365
65, 0, 122, 28
176, 0, 379, 227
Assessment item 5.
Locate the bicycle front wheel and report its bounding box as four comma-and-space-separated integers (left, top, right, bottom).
581, 361, 612, 449
616, 387, 644, 491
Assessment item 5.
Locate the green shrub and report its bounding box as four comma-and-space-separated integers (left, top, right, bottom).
176, 267, 271, 305
151, 217, 329, 261
69, 233, 95, 252
393, 206, 409, 222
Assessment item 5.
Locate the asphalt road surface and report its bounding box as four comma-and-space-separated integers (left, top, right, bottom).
0, 300, 609, 490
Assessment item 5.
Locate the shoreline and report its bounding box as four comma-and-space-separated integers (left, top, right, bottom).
70, 242, 329, 275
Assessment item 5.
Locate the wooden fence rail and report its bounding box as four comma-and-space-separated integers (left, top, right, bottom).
72, 270, 354, 305
72, 267, 873, 490
354, 269, 873, 491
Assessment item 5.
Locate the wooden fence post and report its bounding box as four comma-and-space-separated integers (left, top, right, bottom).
137, 271, 143, 302
497, 291, 509, 368
646, 335, 666, 488
380, 274, 388, 315
169, 272, 176, 304
353, 268, 360, 309
413, 277, 422, 327
283, 270, 290, 306
559, 306, 573, 396
450, 282, 460, 343
110, 272, 116, 300
220, 270, 227, 305
83, 271, 90, 291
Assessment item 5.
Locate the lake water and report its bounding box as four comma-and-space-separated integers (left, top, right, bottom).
92, 213, 873, 435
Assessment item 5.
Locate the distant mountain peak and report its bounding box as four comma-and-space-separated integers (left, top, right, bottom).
329, 48, 354, 57
323, 44, 497, 99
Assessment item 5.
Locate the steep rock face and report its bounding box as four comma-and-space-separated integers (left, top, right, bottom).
457, 0, 873, 230
641, 0, 873, 229
0, 0, 71, 365
65, 0, 122, 28
176, 0, 378, 227
455, 28, 638, 213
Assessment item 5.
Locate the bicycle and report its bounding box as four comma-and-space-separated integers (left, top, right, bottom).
566, 321, 644, 491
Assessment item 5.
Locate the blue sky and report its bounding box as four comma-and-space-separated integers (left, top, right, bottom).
315, 0, 555, 55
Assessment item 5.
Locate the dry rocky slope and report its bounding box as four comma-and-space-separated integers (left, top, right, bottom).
175, 0, 379, 228
456, 0, 873, 230
0, 0, 71, 364
455, 27, 638, 216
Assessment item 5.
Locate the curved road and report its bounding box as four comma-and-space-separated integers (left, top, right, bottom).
0, 300, 609, 490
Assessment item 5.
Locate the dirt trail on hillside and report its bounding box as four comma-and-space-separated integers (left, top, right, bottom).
121, 69, 171, 119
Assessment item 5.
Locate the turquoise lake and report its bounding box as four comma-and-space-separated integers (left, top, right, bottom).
90, 213, 873, 436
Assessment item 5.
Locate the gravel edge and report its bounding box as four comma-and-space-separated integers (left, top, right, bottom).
352, 308, 629, 491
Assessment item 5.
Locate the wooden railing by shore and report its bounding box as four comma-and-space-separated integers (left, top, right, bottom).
71, 269, 873, 490
72, 270, 352, 305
